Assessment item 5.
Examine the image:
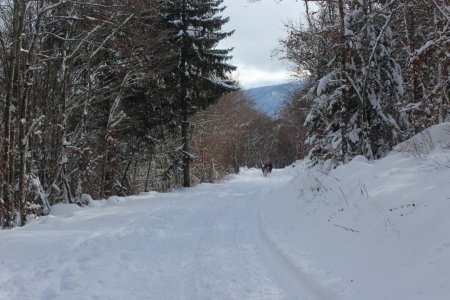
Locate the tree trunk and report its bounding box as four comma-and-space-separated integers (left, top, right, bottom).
337, 0, 348, 163
403, 4, 421, 104
179, 0, 191, 188
182, 111, 191, 187
144, 154, 153, 192
1, 0, 25, 227
18, 0, 41, 224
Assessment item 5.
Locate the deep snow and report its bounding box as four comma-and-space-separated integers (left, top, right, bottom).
1, 123, 449, 300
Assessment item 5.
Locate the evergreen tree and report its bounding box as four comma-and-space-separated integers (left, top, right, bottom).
282, 1, 404, 165
339, 1, 403, 159
159, 0, 237, 187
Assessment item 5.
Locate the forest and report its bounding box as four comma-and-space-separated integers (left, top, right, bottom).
280, 0, 449, 165
0, 0, 448, 228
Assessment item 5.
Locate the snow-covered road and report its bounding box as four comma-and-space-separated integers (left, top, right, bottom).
0, 168, 323, 300
3, 124, 450, 300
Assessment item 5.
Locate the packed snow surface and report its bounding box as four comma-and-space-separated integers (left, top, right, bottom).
1, 123, 450, 300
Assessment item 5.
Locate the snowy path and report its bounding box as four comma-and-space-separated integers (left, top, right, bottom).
0, 168, 325, 300
2, 124, 450, 300
3, 124, 450, 300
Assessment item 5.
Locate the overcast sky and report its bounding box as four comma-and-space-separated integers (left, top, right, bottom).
219, 0, 306, 89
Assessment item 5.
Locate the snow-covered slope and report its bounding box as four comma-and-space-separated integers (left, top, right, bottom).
0, 123, 449, 300
261, 122, 450, 300
244, 81, 306, 117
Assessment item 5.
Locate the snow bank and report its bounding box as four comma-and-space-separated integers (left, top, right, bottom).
260, 122, 450, 300
50, 203, 83, 216
394, 122, 450, 154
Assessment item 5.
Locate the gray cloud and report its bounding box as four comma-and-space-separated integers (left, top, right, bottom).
219, 0, 305, 88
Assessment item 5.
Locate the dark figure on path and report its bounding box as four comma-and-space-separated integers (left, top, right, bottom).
262, 162, 273, 176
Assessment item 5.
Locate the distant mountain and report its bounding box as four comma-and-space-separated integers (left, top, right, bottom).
244, 81, 306, 118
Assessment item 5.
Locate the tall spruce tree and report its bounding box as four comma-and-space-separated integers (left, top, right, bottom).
159, 0, 236, 187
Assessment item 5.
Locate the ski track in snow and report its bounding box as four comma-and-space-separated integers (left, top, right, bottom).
0, 168, 332, 300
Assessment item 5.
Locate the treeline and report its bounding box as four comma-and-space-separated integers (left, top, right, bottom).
278, 0, 449, 165
190, 90, 309, 183
0, 0, 235, 227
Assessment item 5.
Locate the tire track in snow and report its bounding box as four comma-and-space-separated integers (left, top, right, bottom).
194, 190, 286, 300
254, 173, 342, 300
256, 209, 338, 300
191, 169, 327, 300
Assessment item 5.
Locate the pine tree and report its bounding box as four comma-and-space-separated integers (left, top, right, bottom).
282, 1, 405, 165
159, 0, 236, 187
340, 1, 403, 159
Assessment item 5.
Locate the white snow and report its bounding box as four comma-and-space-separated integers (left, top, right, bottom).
316, 73, 334, 96
49, 203, 83, 217
1, 123, 450, 300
